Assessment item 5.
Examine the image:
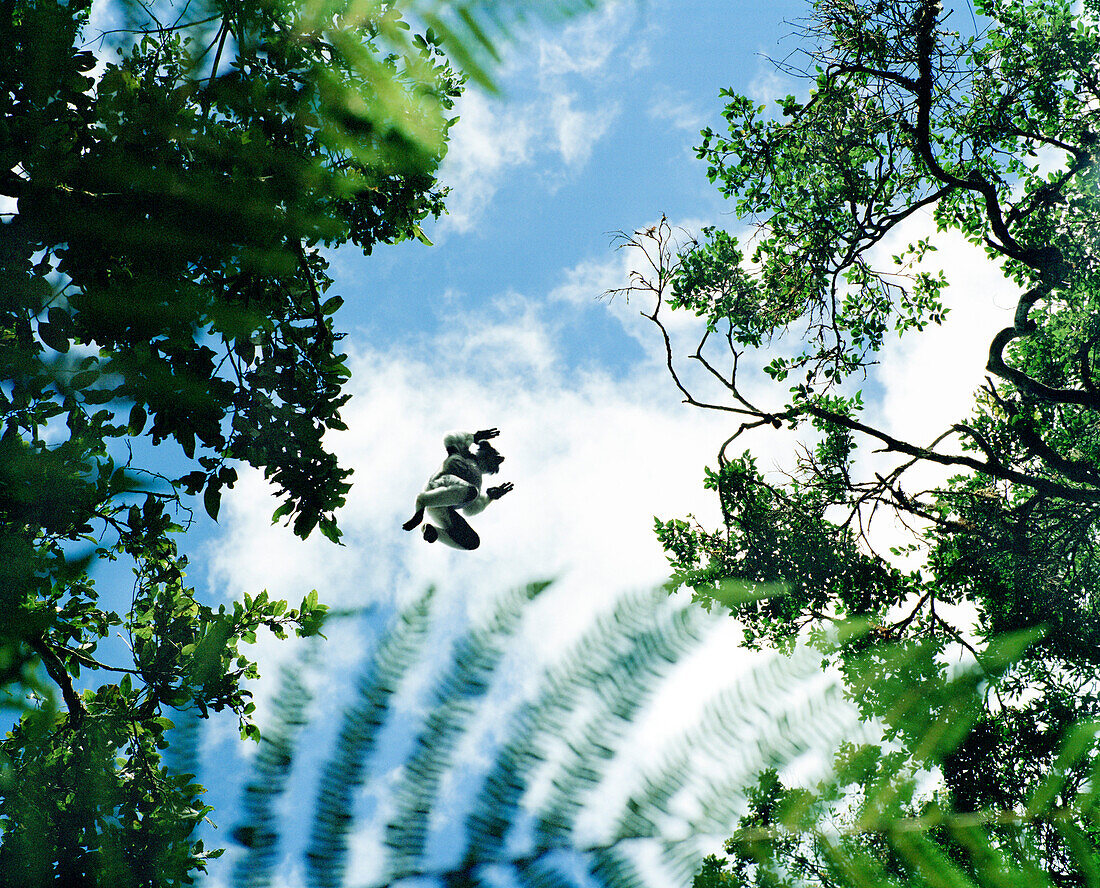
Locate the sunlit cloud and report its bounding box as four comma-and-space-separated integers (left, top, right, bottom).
436, 91, 538, 233
434, 1, 647, 233
648, 89, 708, 132
745, 59, 806, 107
549, 93, 619, 166
534, 0, 639, 79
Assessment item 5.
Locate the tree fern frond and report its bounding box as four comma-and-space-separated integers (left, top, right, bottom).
231, 583, 950, 888
410, 0, 602, 91
514, 855, 581, 888
590, 846, 649, 888
232, 656, 318, 888
305, 587, 437, 888
620, 644, 830, 821
532, 594, 714, 848
224, 584, 1100, 888
383, 582, 548, 879
462, 588, 704, 865
164, 706, 203, 786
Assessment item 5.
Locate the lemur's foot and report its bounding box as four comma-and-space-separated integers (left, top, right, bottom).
403, 507, 425, 531
422, 524, 438, 543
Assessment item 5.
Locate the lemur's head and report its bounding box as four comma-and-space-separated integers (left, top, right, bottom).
474, 442, 504, 474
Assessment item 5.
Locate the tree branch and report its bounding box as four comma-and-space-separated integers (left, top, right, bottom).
805, 403, 1100, 503
28, 637, 85, 727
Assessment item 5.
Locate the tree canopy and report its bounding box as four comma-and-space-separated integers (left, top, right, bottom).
0, 0, 467, 880
610, 0, 1100, 881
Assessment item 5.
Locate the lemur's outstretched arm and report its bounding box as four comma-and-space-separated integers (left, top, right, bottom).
461, 482, 514, 517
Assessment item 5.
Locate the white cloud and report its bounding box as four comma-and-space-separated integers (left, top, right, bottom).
434, 1, 646, 233
437, 88, 617, 233
207, 323, 733, 622
785, 217, 1016, 570
745, 52, 807, 108
549, 244, 637, 306
438, 91, 537, 233
877, 228, 1016, 445
549, 93, 618, 167
428, 293, 563, 378
534, 0, 638, 79
438, 86, 619, 232
648, 90, 708, 132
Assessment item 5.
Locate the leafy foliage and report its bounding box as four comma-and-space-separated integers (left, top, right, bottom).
0, 0, 599, 882
226, 583, 852, 888
1, 1, 438, 880
607, 0, 1100, 879
696, 632, 1100, 888
212, 585, 1100, 888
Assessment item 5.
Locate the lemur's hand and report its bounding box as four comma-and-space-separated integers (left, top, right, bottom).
487, 482, 513, 500
474, 428, 500, 442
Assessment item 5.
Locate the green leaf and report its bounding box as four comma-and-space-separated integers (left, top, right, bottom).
318, 516, 342, 544
70, 370, 98, 390
190, 618, 233, 688
204, 484, 222, 522
129, 404, 147, 435
1026, 721, 1100, 815
38, 321, 69, 353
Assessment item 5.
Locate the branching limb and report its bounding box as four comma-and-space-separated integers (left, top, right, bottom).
985, 389, 1100, 486
806, 403, 1100, 503
1078, 332, 1100, 398
28, 637, 85, 727
608, 221, 764, 420
63, 647, 144, 676
82, 12, 222, 46
950, 422, 1003, 469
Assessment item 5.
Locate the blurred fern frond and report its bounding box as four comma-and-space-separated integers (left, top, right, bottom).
399, 0, 601, 91
226, 581, 848, 888
225, 585, 1100, 888
262, 0, 606, 160
232, 652, 321, 888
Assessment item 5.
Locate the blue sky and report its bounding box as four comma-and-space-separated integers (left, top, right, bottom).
64, 1, 1020, 884
339, 0, 808, 357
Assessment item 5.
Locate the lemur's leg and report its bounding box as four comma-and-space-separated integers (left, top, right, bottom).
425, 508, 480, 550
418, 480, 478, 509
403, 478, 477, 530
